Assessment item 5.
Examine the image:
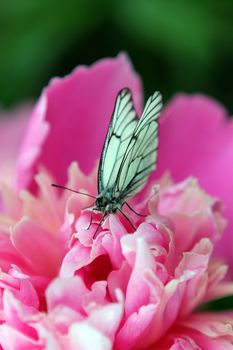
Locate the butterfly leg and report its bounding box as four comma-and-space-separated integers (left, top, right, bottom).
85, 209, 94, 230
85, 207, 99, 230
118, 208, 136, 231
93, 215, 106, 239
124, 201, 147, 217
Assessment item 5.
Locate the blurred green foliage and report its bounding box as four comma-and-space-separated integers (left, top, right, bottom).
0, 0, 233, 112
199, 295, 233, 312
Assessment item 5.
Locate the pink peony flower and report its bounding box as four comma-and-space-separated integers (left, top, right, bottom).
13, 54, 233, 274
0, 163, 233, 349
0, 54, 233, 349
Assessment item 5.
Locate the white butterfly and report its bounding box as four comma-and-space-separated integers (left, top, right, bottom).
53, 88, 162, 233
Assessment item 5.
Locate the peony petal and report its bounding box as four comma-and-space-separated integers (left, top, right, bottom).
180, 313, 233, 338
60, 236, 105, 278
2, 291, 39, 341
0, 325, 41, 350
115, 304, 157, 350
17, 53, 142, 189
46, 276, 89, 313
124, 238, 156, 315
69, 322, 112, 350
156, 95, 233, 271
0, 267, 39, 309
0, 104, 32, 188
16, 95, 49, 190
175, 239, 212, 317
102, 215, 126, 269
11, 217, 63, 277
87, 292, 123, 341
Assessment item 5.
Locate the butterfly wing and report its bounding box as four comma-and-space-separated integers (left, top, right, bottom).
98, 88, 138, 194
115, 91, 162, 199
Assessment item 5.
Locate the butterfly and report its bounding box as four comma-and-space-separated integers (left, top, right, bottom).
52, 88, 162, 235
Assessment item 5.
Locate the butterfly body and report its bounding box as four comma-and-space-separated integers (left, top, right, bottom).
95, 190, 123, 215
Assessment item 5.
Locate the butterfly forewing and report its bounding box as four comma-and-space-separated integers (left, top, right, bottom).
98, 88, 138, 193
115, 91, 162, 199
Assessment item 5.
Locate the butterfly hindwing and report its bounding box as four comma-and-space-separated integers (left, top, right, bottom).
115, 91, 162, 199
98, 88, 138, 193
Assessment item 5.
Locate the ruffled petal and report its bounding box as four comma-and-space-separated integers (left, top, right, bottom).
156, 95, 233, 270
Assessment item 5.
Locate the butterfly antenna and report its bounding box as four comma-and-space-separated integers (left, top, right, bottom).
118, 208, 136, 231
51, 184, 96, 199
124, 201, 147, 217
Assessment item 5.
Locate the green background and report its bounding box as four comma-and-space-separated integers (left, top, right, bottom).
0, 0, 233, 112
